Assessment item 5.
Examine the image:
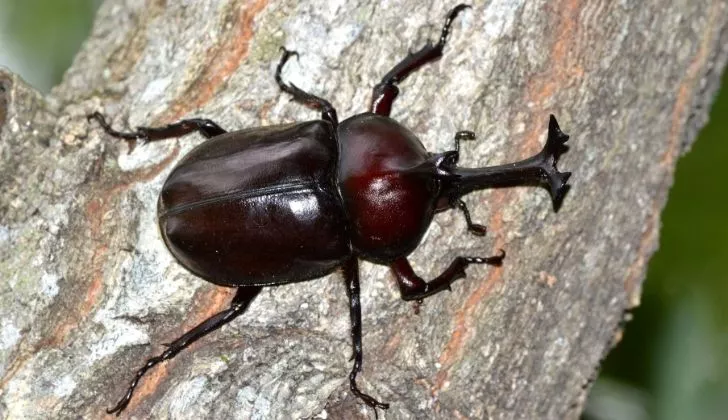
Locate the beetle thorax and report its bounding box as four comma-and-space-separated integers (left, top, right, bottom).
336, 114, 439, 263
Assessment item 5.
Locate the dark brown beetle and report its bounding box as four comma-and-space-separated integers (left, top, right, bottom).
89, 4, 570, 416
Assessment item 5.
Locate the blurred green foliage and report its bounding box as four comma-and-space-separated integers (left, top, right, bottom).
588, 70, 728, 420
0, 2, 726, 418
0, 0, 99, 92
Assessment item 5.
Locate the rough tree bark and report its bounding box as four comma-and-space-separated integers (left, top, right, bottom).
1, 0, 726, 419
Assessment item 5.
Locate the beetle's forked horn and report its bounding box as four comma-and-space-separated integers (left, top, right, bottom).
538, 115, 571, 209
452, 115, 572, 211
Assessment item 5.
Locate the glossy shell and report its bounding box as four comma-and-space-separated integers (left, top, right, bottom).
337, 113, 438, 262
158, 121, 351, 287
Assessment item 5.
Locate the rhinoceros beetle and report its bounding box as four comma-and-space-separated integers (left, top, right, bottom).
89, 4, 570, 416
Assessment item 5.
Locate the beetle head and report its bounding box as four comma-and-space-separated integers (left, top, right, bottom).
435, 115, 572, 212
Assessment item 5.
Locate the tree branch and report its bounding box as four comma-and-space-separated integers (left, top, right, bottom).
1, 1, 727, 419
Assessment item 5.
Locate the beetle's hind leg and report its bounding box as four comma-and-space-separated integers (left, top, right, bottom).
275, 47, 339, 127
342, 257, 389, 415
106, 286, 262, 416
370, 4, 470, 116
391, 250, 505, 301
88, 112, 227, 148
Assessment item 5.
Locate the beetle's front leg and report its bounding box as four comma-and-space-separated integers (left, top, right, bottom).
391, 250, 504, 301
370, 4, 470, 116
342, 257, 389, 414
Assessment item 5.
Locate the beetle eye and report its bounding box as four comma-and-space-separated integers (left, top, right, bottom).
430, 151, 459, 178
440, 151, 459, 169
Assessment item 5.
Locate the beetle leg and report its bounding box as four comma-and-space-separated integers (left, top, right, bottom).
275, 47, 339, 127
88, 112, 227, 147
391, 250, 505, 301
106, 286, 262, 416
370, 4, 470, 115
342, 257, 390, 414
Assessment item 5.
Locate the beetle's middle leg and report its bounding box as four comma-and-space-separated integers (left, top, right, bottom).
390, 250, 505, 301
88, 112, 227, 142
106, 286, 262, 416
342, 257, 389, 414
275, 47, 339, 127
370, 4, 470, 116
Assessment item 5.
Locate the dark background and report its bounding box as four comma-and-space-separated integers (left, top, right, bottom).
1, 1, 725, 418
